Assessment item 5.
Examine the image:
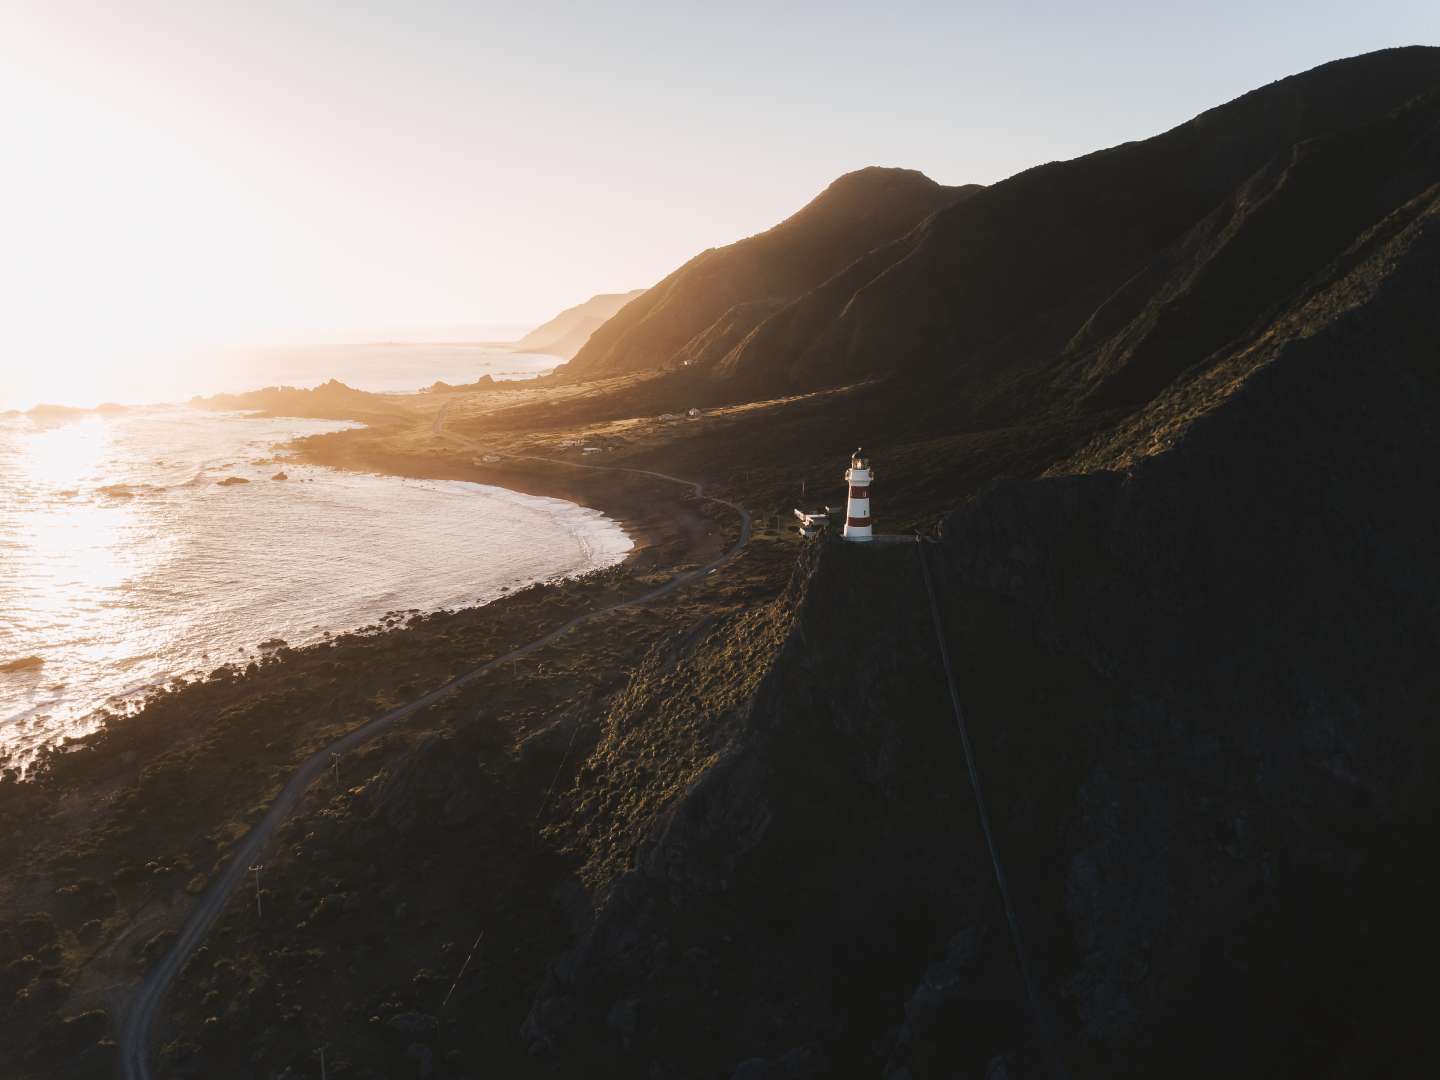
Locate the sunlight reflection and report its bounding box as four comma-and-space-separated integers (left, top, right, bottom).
2, 415, 175, 767
17, 415, 110, 489
18, 501, 140, 612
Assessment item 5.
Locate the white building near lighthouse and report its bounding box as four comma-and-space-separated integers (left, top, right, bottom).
843, 449, 874, 542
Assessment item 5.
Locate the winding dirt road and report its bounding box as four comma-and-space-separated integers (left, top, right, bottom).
119, 418, 749, 1079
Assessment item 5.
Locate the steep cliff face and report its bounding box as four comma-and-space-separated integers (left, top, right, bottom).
525, 541, 1025, 1078
932, 185, 1440, 1076
521, 188, 1440, 1078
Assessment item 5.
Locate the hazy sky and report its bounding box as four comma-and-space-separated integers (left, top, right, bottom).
3, 0, 1438, 368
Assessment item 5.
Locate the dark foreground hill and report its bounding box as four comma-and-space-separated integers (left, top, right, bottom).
513, 46, 1440, 1078
521, 174, 1440, 1080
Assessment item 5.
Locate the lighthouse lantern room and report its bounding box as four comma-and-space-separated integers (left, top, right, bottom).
843, 448, 874, 542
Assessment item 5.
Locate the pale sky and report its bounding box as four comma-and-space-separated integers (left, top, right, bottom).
2, 0, 1438, 377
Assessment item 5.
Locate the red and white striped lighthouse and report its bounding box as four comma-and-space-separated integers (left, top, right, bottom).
843, 448, 873, 542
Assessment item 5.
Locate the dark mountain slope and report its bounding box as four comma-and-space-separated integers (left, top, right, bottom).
521, 178, 1440, 1078
716, 47, 1440, 398
934, 183, 1440, 1079
1063, 85, 1440, 410
557, 168, 981, 379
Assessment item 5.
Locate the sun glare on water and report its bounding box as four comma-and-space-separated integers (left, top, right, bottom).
19, 414, 110, 488
0, 415, 176, 768
9, 416, 165, 637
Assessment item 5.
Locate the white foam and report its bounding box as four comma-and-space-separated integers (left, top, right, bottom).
0, 407, 630, 771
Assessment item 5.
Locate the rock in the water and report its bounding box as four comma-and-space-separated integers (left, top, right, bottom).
215, 476, 250, 487
0, 655, 44, 673
271, 471, 289, 481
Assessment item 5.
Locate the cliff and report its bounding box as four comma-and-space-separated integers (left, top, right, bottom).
518, 167, 1440, 1078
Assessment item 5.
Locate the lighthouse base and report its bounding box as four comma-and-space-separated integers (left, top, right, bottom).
843, 528, 874, 542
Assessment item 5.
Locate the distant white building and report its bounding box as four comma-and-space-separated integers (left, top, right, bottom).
792, 508, 829, 539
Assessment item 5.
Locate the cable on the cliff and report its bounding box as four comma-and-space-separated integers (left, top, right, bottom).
915, 539, 1070, 1080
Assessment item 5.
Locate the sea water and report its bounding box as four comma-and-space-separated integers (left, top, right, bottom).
1, 339, 560, 415
0, 406, 631, 770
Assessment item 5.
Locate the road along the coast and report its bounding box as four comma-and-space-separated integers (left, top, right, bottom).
119, 430, 749, 1080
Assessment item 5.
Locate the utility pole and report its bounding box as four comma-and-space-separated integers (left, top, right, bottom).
318, 1045, 328, 1080
330, 752, 341, 793
249, 864, 264, 919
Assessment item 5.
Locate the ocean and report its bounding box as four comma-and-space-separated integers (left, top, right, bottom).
1, 339, 560, 414
0, 401, 631, 772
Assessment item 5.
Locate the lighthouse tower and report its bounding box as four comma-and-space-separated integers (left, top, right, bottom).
843, 449, 874, 542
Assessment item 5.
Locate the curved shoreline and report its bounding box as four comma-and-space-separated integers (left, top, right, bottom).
288, 421, 729, 578
118, 428, 750, 1079
0, 412, 637, 773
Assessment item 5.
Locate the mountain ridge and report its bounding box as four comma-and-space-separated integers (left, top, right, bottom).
512, 290, 646, 359
557, 166, 982, 379
516, 113, 1440, 1079
710, 46, 1440, 399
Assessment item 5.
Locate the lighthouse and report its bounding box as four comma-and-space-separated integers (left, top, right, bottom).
843, 448, 873, 542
